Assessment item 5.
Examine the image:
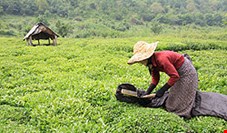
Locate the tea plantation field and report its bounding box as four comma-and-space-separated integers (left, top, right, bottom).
0, 36, 226, 132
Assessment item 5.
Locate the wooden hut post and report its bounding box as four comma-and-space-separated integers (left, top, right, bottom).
48, 38, 50, 45
53, 35, 57, 46
26, 39, 29, 46
29, 36, 33, 46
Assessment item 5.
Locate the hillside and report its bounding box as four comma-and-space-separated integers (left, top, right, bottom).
0, 0, 227, 132
0, 0, 227, 38
0, 35, 226, 132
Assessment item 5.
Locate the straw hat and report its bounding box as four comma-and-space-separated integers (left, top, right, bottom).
127, 41, 158, 65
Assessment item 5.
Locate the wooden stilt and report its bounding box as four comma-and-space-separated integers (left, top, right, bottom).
53, 35, 57, 46
26, 39, 29, 45
29, 36, 33, 46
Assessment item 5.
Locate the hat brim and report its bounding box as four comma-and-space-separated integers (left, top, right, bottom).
127, 41, 158, 65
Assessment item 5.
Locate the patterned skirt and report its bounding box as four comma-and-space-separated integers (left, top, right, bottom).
165, 57, 198, 118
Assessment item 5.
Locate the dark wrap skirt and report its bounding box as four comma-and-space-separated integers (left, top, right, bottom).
115, 84, 227, 120
165, 57, 198, 118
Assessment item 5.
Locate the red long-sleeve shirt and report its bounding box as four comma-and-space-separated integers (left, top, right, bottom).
150, 51, 185, 86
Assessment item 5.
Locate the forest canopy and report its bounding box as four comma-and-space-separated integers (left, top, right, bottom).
1, 0, 227, 38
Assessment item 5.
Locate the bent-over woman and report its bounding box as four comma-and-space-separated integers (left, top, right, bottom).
127, 41, 198, 118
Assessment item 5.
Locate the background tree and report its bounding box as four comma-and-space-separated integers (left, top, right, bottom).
35, 0, 49, 14
186, 0, 197, 12
151, 22, 163, 34
1, 0, 227, 38
0, 6, 3, 15
55, 21, 71, 37
36, 15, 49, 26
150, 2, 165, 15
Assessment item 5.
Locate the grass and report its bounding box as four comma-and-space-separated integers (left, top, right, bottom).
0, 35, 226, 132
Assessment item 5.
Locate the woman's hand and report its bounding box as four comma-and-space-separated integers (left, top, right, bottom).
155, 83, 171, 97
146, 83, 156, 94
137, 90, 147, 97
137, 90, 156, 98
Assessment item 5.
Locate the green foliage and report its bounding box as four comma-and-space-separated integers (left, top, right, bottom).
55, 21, 71, 37
0, 35, 226, 132
1, 0, 227, 38
35, 0, 49, 14
36, 15, 49, 26
0, 1, 226, 132
150, 22, 163, 34
0, 30, 15, 36
166, 41, 227, 52
0, 5, 3, 15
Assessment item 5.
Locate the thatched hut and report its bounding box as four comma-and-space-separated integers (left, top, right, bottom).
23, 23, 59, 46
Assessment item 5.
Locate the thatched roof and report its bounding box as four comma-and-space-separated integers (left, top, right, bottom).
23, 22, 59, 40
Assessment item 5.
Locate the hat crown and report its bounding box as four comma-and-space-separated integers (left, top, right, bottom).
133, 41, 149, 54
128, 41, 158, 65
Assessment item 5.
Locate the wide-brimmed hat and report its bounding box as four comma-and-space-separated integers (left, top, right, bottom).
127, 41, 158, 65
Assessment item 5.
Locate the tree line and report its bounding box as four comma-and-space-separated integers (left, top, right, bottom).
1, 0, 227, 26
0, 0, 227, 38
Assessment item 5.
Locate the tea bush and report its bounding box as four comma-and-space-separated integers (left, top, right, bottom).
0, 36, 226, 132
